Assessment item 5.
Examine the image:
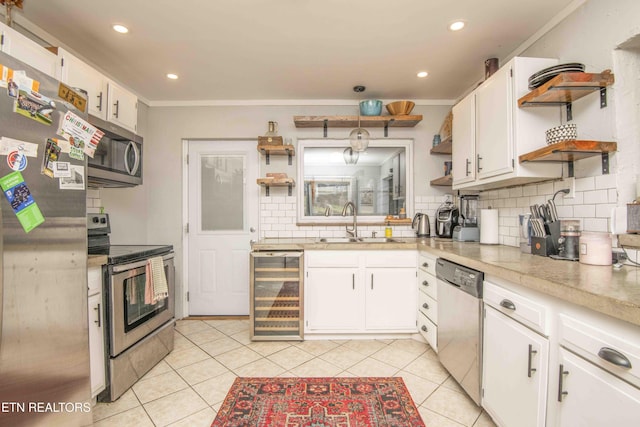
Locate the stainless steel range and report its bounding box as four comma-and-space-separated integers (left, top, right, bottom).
88, 214, 175, 402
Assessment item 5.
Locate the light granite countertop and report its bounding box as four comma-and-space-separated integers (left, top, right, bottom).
252, 237, 640, 327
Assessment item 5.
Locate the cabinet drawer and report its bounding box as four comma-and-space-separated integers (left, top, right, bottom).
418, 291, 437, 324
418, 312, 437, 352
559, 313, 640, 388
483, 280, 548, 336
364, 250, 416, 268
418, 252, 437, 276
417, 269, 437, 300
306, 250, 359, 267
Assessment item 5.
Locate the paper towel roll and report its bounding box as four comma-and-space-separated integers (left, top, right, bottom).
480, 209, 499, 244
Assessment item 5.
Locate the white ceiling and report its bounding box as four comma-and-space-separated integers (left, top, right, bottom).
12, 0, 579, 104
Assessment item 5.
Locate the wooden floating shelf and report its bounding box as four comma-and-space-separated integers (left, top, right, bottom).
430, 138, 452, 155
430, 175, 453, 187
384, 218, 413, 225
518, 71, 614, 108
257, 177, 295, 196
519, 140, 617, 163
257, 144, 295, 165
294, 115, 422, 128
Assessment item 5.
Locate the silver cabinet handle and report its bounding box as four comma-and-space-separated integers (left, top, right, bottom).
500, 299, 516, 310
352, 273, 355, 290
421, 325, 428, 332
422, 303, 429, 310
477, 154, 483, 172
94, 303, 101, 328
422, 280, 429, 287
527, 344, 537, 378
466, 158, 471, 176
113, 100, 120, 118
371, 274, 374, 290
558, 364, 569, 402
97, 91, 103, 111
598, 347, 632, 369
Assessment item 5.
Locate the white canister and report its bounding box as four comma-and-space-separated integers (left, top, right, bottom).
578, 232, 612, 265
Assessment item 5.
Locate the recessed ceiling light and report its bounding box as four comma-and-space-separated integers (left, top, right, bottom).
166, 73, 179, 80
449, 20, 465, 31
112, 24, 129, 34
417, 71, 429, 78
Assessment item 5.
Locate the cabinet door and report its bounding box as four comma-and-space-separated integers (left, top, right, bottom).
475, 63, 514, 180
556, 348, 640, 427
88, 292, 106, 398
365, 268, 417, 330
0, 22, 57, 77
57, 48, 108, 120
483, 306, 549, 427
452, 91, 476, 186
107, 81, 138, 132
306, 268, 362, 331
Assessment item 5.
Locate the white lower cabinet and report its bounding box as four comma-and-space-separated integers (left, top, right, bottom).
555, 348, 640, 427
87, 266, 106, 398
417, 251, 438, 351
306, 267, 361, 330
305, 250, 416, 334
483, 305, 549, 427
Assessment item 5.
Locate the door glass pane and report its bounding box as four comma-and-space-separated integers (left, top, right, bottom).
201, 155, 244, 231
124, 269, 168, 332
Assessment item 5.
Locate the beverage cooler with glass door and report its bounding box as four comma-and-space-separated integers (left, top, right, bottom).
250, 251, 304, 340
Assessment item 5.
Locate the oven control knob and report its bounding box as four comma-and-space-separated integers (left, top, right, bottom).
100, 218, 107, 223
92, 217, 99, 223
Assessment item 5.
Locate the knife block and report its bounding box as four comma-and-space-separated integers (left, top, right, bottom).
531, 221, 560, 257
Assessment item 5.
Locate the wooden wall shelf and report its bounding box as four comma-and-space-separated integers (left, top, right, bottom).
518, 70, 614, 120
519, 140, 617, 177
257, 144, 295, 165
430, 175, 453, 187
257, 177, 295, 196
294, 115, 422, 137
430, 138, 452, 155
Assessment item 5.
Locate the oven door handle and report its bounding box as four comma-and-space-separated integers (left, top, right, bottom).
111, 253, 174, 273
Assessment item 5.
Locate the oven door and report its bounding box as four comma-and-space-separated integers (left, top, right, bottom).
108, 253, 175, 357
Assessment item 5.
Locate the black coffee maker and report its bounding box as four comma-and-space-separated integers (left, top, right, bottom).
435, 203, 459, 238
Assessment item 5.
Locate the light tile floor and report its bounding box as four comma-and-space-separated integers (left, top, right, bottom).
92, 319, 497, 427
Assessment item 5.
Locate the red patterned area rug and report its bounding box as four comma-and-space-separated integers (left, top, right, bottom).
211, 376, 425, 427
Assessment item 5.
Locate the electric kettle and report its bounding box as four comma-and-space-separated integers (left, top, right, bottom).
412, 213, 430, 237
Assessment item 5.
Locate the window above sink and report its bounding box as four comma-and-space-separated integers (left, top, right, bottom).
296, 139, 413, 225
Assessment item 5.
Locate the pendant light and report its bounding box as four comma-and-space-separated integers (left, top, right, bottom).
343, 147, 359, 165
349, 111, 370, 152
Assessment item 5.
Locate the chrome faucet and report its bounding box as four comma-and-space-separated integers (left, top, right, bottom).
342, 201, 358, 238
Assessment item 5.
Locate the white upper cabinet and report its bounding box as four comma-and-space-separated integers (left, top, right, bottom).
452, 91, 476, 186
0, 22, 57, 77
53, 47, 138, 132
452, 56, 562, 191
55, 47, 109, 120
107, 80, 138, 133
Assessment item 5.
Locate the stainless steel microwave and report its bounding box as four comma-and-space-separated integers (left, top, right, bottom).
87, 115, 143, 187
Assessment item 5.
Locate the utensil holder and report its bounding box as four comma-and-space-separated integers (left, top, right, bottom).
531, 221, 560, 257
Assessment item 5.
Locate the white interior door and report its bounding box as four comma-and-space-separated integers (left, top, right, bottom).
187, 140, 259, 315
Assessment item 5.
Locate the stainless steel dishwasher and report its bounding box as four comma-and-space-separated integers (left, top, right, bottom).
436, 258, 484, 405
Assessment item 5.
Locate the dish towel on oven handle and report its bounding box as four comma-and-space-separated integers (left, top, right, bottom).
144, 256, 168, 304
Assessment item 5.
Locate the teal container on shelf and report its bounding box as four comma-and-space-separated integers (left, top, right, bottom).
359, 100, 382, 116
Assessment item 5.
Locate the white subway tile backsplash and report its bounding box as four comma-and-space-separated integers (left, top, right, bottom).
583, 218, 609, 232
595, 204, 616, 218
575, 176, 595, 192
608, 189, 618, 203
583, 189, 609, 204
523, 185, 537, 196
574, 204, 595, 218
595, 173, 616, 190
509, 187, 523, 198
537, 182, 554, 195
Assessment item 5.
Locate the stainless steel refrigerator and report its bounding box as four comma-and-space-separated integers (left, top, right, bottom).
0, 52, 91, 426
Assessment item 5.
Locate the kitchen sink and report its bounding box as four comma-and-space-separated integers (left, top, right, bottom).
317, 237, 359, 243
317, 237, 397, 243
357, 237, 398, 243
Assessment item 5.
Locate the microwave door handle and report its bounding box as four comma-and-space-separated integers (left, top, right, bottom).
124, 141, 140, 176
